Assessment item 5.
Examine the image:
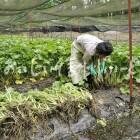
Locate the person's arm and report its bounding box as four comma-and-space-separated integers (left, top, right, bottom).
83, 51, 92, 79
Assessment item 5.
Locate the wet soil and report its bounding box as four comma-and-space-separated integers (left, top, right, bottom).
83, 113, 140, 140
81, 94, 140, 140
0, 77, 56, 93
0, 80, 140, 140
1, 88, 139, 140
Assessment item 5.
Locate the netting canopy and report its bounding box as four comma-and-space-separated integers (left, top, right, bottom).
0, 0, 139, 32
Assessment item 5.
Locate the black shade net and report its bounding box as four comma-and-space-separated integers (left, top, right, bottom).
0, 0, 139, 33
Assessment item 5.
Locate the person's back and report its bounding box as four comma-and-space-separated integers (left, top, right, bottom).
74, 34, 103, 56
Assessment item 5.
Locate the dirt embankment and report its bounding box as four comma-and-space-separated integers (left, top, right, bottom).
0, 87, 139, 140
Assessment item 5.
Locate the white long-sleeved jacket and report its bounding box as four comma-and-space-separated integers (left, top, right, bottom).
70, 34, 103, 84
75, 34, 103, 63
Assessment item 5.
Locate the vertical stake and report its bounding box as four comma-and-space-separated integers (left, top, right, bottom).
128, 0, 134, 109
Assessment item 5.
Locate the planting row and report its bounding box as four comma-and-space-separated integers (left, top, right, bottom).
0, 36, 140, 91
0, 36, 71, 85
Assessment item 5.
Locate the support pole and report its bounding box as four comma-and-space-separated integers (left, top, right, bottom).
128, 0, 134, 109
28, 12, 33, 38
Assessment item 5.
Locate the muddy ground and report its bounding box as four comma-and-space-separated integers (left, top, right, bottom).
0, 78, 140, 140
0, 77, 56, 93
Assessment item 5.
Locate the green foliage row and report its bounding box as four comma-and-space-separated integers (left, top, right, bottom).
88, 43, 140, 93
0, 35, 71, 85
0, 35, 140, 92
106, 43, 140, 93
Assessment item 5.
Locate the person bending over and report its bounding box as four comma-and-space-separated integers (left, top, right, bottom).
69, 34, 113, 85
